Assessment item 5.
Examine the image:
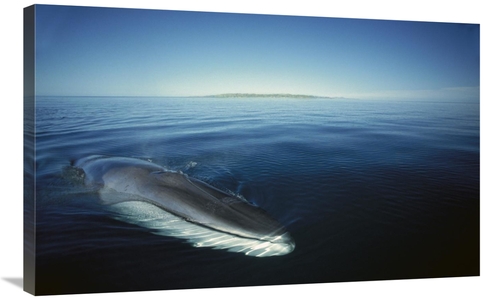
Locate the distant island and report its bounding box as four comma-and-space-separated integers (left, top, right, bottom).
204, 93, 344, 99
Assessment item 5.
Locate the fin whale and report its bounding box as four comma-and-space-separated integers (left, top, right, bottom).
73, 155, 295, 257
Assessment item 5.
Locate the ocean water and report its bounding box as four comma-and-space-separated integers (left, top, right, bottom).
30, 96, 479, 295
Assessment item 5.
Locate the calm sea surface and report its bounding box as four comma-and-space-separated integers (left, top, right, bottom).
31, 96, 479, 295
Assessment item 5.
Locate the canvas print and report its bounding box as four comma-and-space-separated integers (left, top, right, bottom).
24, 4, 480, 296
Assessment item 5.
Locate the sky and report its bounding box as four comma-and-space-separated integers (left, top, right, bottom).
34, 4, 480, 101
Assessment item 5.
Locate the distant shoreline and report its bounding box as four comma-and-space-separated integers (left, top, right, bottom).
204, 93, 344, 99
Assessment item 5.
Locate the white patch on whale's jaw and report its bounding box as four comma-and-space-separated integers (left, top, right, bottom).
108, 201, 295, 257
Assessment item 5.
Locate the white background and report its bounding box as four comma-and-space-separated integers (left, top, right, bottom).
1, 1, 498, 299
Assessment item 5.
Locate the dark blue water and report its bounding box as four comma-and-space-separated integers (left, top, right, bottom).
32, 96, 479, 295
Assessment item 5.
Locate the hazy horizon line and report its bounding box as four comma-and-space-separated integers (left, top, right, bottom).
32, 92, 347, 99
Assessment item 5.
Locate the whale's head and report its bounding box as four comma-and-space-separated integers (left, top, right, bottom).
265, 231, 296, 256
215, 229, 295, 257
